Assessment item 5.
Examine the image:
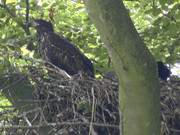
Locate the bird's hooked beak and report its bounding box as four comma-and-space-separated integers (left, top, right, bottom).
30, 20, 39, 27
31, 21, 38, 27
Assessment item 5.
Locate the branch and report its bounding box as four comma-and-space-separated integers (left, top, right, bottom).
0, 122, 119, 129
25, 0, 30, 35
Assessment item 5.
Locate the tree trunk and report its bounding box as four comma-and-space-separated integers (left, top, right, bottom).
84, 0, 160, 135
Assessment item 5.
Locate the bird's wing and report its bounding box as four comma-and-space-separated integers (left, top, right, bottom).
45, 32, 94, 76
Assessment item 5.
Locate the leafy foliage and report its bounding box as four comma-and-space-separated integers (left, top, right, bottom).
0, 0, 179, 91
125, 0, 180, 63
0, 0, 111, 77
0, 0, 179, 77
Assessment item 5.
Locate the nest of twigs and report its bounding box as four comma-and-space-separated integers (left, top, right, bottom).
160, 76, 180, 135
0, 63, 180, 135
28, 64, 120, 135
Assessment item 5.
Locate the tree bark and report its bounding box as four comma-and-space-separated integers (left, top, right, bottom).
84, 0, 160, 135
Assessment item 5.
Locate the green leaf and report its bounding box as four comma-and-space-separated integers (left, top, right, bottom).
152, 8, 161, 16
159, 0, 167, 6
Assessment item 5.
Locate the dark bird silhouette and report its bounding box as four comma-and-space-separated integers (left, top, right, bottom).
103, 62, 171, 82
33, 19, 94, 77
157, 61, 171, 81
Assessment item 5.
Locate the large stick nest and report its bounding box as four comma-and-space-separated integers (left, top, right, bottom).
1, 63, 180, 135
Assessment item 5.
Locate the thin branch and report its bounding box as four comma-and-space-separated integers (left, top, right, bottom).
0, 122, 119, 129
25, 0, 30, 35
89, 87, 96, 135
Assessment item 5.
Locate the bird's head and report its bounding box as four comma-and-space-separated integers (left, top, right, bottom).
32, 19, 54, 33
157, 61, 164, 66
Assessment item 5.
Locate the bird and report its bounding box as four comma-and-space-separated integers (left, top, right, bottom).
103, 62, 171, 82
32, 19, 94, 77
157, 61, 171, 81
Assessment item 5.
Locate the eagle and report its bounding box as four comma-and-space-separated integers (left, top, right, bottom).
157, 61, 171, 81
32, 19, 94, 77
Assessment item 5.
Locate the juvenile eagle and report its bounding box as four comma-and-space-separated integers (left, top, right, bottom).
157, 61, 171, 81
33, 19, 94, 77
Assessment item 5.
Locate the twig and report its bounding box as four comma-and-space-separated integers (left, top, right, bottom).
23, 114, 32, 135
89, 87, 96, 135
25, 0, 30, 35
0, 122, 119, 129
16, 99, 59, 103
